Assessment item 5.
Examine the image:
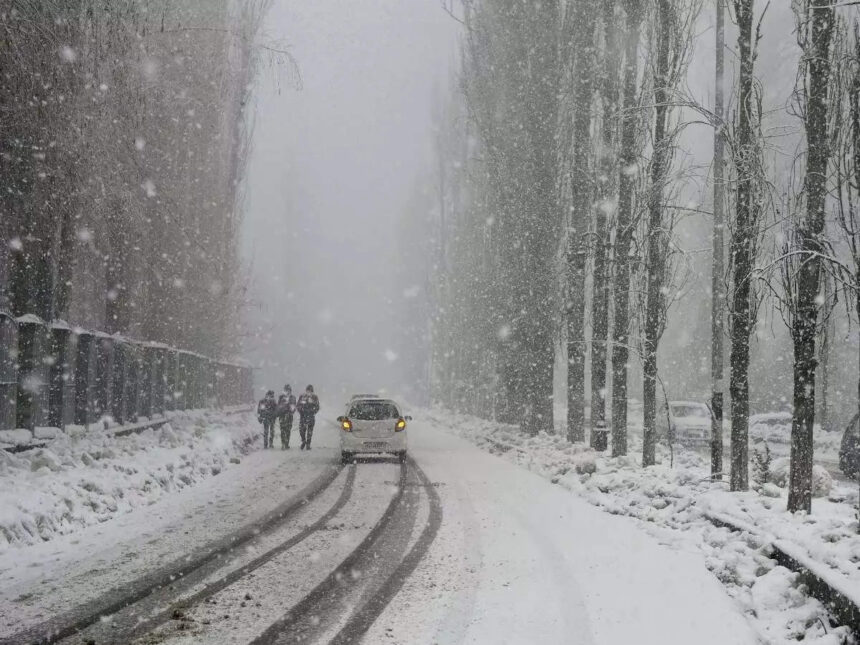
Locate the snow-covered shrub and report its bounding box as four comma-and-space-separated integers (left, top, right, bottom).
573, 452, 597, 475
752, 442, 772, 490
766, 458, 831, 497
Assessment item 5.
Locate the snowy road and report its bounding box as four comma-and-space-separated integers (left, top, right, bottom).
365, 418, 758, 645
1, 414, 760, 644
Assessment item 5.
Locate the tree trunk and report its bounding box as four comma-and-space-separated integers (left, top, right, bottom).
788, 0, 835, 513
590, 0, 621, 448
728, 0, 756, 492
566, 0, 598, 443
521, 0, 559, 436
610, 0, 643, 457
642, 0, 672, 468
710, 0, 726, 480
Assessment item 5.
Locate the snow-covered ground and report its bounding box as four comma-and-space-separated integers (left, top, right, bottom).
0, 409, 259, 549
2, 405, 855, 644
0, 411, 340, 640
368, 416, 759, 644
429, 408, 856, 644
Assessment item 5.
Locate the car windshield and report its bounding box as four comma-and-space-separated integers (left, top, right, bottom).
349, 401, 400, 420
671, 404, 709, 419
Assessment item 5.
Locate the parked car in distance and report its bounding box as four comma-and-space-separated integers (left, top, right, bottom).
658, 400, 711, 445
749, 411, 792, 443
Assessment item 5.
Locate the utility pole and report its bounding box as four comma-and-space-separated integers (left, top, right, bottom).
711, 0, 725, 480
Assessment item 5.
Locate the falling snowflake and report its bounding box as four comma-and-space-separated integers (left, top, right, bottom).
59, 46, 77, 63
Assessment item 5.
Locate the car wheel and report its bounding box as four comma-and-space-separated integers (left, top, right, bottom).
397, 451, 407, 464
341, 452, 353, 465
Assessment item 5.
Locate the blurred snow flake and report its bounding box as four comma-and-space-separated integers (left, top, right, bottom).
318, 309, 333, 325
134, 137, 146, 151
384, 349, 398, 362
9, 237, 23, 252
141, 57, 159, 80
309, 551, 321, 563
21, 374, 44, 394
76, 228, 93, 243
59, 45, 77, 63
598, 199, 617, 215
142, 179, 157, 198
106, 288, 119, 302
173, 278, 186, 289
209, 280, 223, 296
402, 285, 420, 298
497, 324, 512, 341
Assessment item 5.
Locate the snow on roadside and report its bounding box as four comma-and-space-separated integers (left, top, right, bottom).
0, 410, 259, 550
430, 408, 855, 644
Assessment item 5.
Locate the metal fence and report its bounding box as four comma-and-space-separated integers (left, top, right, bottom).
0, 312, 254, 432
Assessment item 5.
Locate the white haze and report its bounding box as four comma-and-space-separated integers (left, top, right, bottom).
242, 0, 458, 401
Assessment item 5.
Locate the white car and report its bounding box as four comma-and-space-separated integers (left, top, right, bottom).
658, 400, 711, 445
338, 397, 411, 464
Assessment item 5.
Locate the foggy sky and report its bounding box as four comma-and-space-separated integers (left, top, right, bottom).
242, 0, 458, 400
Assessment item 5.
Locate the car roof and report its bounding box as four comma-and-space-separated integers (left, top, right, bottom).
348, 397, 398, 406
350, 393, 378, 400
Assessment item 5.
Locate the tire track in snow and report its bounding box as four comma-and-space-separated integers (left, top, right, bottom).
66, 465, 359, 645
6, 461, 346, 645
249, 458, 415, 645
328, 456, 443, 644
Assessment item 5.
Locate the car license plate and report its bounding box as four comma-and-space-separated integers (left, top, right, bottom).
364, 441, 387, 449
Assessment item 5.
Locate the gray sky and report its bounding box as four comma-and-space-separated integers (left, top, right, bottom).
241, 0, 458, 398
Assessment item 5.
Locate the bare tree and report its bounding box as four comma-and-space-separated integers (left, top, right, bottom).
590, 0, 623, 449
610, 0, 645, 457
785, 0, 837, 513
727, 0, 765, 491
564, 0, 599, 443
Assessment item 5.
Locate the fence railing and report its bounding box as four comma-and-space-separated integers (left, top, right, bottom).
0, 310, 254, 434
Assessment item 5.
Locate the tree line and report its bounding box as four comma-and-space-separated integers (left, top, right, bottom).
420, 0, 860, 512
0, 0, 281, 360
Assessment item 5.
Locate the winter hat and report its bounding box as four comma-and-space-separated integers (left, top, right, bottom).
306, 385, 314, 393
284, 384, 292, 392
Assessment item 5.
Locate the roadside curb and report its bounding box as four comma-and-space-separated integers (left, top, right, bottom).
703, 510, 860, 637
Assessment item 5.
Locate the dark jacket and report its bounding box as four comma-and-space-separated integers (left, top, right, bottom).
277, 393, 297, 419
297, 392, 320, 418
257, 396, 277, 423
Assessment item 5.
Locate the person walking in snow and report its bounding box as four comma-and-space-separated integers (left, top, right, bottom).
277, 385, 297, 449
296, 385, 320, 450
257, 390, 278, 449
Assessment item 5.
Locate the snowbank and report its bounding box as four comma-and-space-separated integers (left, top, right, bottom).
0, 410, 259, 550
430, 408, 857, 644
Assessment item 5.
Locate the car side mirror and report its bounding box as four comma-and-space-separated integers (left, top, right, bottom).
405, 415, 412, 421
